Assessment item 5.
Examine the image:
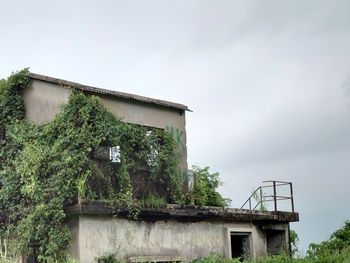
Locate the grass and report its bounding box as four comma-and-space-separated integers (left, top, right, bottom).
192, 250, 350, 263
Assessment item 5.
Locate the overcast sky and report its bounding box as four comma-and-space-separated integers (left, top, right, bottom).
1, 0, 350, 253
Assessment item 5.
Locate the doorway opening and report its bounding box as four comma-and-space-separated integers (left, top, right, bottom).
266, 229, 286, 255
230, 232, 251, 261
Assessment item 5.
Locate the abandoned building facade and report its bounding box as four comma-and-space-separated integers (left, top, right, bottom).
4, 73, 298, 262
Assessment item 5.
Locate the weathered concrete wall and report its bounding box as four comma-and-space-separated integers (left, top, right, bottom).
67, 215, 290, 263
22, 79, 188, 172
22, 79, 71, 124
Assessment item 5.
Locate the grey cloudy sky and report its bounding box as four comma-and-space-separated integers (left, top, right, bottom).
1, 0, 350, 253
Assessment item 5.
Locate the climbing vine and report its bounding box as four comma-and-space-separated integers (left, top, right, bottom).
0, 70, 180, 262
0, 69, 29, 127
0, 70, 231, 262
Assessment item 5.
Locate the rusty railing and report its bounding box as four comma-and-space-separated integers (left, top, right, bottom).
240, 180, 294, 212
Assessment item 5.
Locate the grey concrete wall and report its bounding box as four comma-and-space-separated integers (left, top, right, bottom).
22, 79, 188, 172
22, 79, 71, 124
68, 215, 290, 263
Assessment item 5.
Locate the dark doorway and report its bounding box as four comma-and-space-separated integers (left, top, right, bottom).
266, 230, 286, 255
230, 232, 251, 261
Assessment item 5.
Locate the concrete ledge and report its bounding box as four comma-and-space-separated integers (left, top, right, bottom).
65, 201, 299, 223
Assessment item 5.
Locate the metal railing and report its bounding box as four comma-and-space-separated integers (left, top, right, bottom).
240, 180, 295, 212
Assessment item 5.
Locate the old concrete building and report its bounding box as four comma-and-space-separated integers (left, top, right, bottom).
23, 73, 189, 177
20, 73, 298, 262
65, 203, 298, 263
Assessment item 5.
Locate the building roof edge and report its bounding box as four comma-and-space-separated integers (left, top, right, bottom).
27, 72, 190, 112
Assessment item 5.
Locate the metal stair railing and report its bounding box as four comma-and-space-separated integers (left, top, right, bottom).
240, 180, 295, 212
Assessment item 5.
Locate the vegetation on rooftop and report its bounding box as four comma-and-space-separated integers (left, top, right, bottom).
187, 166, 231, 207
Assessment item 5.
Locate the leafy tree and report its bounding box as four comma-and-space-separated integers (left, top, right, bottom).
331, 220, 350, 244
307, 220, 350, 259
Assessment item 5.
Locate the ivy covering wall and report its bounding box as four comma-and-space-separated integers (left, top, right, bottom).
0, 70, 182, 262
0, 70, 230, 262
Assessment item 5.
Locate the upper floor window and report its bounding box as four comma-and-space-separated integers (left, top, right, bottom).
93, 145, 121, 163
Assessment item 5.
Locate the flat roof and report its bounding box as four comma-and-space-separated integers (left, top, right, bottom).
65, 202, 299, 223
27, 72, 189, 112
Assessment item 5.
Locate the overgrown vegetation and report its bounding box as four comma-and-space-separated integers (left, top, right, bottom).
0, 70, 180, 262
192, 250, 350, 263
3, 70, 347, 263
0, 70, 231, 262
96, 254, 120, 263
250, 188, 268, 212
306, 220, 350, 261
142, 193, 166, 209
290, 229, 299, 257
187, 166, 231, 207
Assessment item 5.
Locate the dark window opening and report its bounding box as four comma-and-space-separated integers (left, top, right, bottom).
230, 232, 251, 261
266, 230, 286, 255
92, 146, 120, 163
88, 125, 171, 202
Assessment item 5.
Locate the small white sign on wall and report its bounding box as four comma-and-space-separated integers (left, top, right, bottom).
110, 146, 121, 163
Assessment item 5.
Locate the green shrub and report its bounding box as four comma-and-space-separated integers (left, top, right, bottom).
290, 229, 299, 257
191, 253, 240, 263
143, 193, 166, 209
190, 251, 350, 263
188, 166, 231, 207
306, 220, 350, 261
96, 254, 122, 263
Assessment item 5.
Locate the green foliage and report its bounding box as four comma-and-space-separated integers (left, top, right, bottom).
0, 71, 180, 262
251, 189, 268, 211
306, 220, 350, 260
65, 257, 80, 263
188, 166, 231, 207
290, 229, 299, 257
192, 253, 241, 263
191, 251, 350, 263
0, 70, 234, 262
96, 254, 122, 263
0, 69, 30, 127
332, 220, 350, 245
143, 193, 166, 209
